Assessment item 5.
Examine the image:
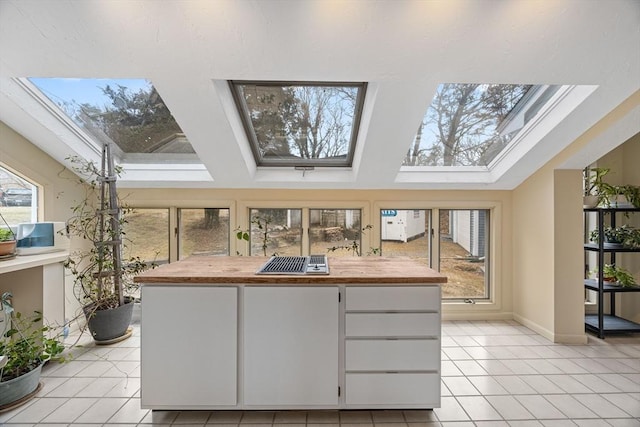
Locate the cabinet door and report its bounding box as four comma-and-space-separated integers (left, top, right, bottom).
141, 286, 237, 408
244, 287, 339, 406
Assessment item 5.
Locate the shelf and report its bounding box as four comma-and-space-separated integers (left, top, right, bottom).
585, 314, 640, 334
584, 279, 640, 292
583, 207, 640, 213
584, 243, 640, 252
583, 207, 638, 338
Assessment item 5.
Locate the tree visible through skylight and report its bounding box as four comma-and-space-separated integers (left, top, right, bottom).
28, 78, 195, 155
404, 84, 533, 167
231, 82, 366, 167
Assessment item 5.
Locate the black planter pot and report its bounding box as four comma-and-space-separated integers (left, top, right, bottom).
83, 297, 134, 342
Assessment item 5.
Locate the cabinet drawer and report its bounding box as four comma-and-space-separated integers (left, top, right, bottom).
346, 339, 440, 371
346, 373, 440, 406
346, 313, 440, 337
346, 286, 440, 311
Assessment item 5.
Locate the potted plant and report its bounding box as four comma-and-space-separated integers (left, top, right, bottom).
0, 227, 17, 258
589, 225, 638, 248
583, 167, 610, 208
593, 264, 637, 287
0, 292, 67, 408
610, 184, 640, 208
65, 145, 153, 343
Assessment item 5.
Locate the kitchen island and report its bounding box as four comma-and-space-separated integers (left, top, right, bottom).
135, 256, 446, 410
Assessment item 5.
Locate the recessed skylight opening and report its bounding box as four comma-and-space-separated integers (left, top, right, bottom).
403, 83, 553, 168
229, 81, 367, 167
26, 78, 199, 162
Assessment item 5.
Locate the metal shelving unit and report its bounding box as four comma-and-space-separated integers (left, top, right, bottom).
583, 207, 640, 338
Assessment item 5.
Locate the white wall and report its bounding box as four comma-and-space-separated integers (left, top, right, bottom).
0, 121, 89, 327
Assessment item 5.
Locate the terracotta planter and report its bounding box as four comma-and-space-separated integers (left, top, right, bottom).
0, 239, 16, 257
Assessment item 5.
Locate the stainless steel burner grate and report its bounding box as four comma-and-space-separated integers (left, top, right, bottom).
256, 255, 329, 275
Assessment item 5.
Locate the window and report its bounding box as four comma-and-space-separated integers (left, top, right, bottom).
248, 208, 302, 256
380, 209, 431, 264
179, 208, 230, 258
122, 208, 169, 265
309, 209, 363, 257
230, 81, 367, 167
439, 209, 489, 300
403, 83, 554, 167
0, 166, 38, 227
27, 78, 199, 162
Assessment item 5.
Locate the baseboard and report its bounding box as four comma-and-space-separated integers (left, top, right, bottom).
442, 311, 513, 321
513, 313, 588, 344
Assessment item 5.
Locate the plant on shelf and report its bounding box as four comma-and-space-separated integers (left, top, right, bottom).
610, 184, 640, 209
583, 167, 610, 208
0, 213, 17, 258
592, 264, 637, 287
64, 145, 154, 343
0, 292, 68, 407
583, 167, 640, 208
589, 225, 639, 248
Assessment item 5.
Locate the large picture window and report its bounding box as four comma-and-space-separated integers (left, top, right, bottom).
439, 209, 490, 300
380, 209, 431, 264
123, 208, 169, 265
0, 166, 38, 227
309, 209, 362, 257
249, 208, 302, 256
179, 208, 230, 258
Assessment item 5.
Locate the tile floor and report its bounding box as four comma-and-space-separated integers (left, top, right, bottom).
0, 320, 639, 426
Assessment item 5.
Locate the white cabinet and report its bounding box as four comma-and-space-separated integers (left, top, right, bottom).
344, 286, 440, 408
141, 286, 237, 408
243, 286, 339, 406
139, 283, 441, 409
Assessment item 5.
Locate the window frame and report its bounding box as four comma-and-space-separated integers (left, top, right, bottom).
373, 201, 502, 314
229, 80, 367, 168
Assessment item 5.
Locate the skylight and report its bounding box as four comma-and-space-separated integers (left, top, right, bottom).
27, 78, 198, 161
230, 81, 367, 167
403, 84, 560, 168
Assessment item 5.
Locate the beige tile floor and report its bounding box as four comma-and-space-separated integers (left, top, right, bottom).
0, 320, 639, 426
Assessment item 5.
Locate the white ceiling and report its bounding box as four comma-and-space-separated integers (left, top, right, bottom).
1, 0, 639, 190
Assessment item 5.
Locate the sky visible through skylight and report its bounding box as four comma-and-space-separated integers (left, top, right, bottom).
404, 83, 533, 168
28, 77, 195, 156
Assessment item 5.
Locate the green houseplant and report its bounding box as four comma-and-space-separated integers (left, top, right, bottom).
0, 292, 67, 407
589, 225, 639, 248
0, 211, 17, 257
593, 264, 637, 288
65, 145, 153, 343
583, 167, 640, 208
583, 167, 610, 208
0, 227, 17, 257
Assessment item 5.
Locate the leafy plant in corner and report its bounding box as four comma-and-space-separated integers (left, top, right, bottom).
63, 146, 155, 341
0, 292, 67, 383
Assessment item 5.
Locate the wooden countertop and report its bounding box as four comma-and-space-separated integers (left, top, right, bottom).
135, 256, 447, 285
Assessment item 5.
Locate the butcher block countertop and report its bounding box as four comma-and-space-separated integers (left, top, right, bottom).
135, 256, 447, 285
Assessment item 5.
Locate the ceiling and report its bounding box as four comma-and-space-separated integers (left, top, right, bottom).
0, 0, 639, 190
